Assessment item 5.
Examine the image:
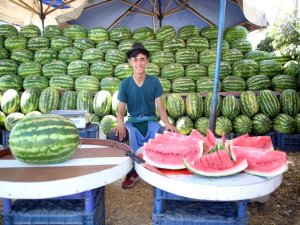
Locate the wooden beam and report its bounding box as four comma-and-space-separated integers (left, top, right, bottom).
164, 0, 189, 16
9, 0, 39, 14
129, 10, 154, 17
162, 0, 172, 14
121, 0, 156, 16
149, 0, 159, 15
44, 0, 57, 14
164, 7, 186, 16
84, 0, 113, 10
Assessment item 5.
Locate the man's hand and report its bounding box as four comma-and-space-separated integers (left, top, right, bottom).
114, 123, 127, 141
164, 122, 178, 133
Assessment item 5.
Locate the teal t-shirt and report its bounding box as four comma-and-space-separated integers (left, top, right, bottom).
118, 75, 163, 117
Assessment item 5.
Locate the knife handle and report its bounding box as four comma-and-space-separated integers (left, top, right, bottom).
126, 151, 145, 164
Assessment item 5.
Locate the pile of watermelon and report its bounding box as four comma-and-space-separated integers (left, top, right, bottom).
143, 129, 288, 178
0, 23, 299, 138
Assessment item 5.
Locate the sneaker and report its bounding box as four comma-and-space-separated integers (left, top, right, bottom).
122, 170, 139, 189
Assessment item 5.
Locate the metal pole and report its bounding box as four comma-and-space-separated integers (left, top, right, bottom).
39, 0, 45, 29
208, 0, 227, 133
158, 0, 163, 27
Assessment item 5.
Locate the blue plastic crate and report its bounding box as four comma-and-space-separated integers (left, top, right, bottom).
276, 133, 300, 151
4, 188, 105, 225
0, 129, 10, 149
152, 200, 247, 225
78, 124, 99, 139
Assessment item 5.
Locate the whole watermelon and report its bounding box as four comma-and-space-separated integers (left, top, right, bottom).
9, 115, 80, 164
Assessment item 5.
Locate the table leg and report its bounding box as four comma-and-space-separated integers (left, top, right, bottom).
237, 200, 248, 225
2, 198, 12, 225
85, 190, 95, 213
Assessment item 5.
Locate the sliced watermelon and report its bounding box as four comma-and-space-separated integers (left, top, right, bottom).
184, 150, 248, 177
231, 148, 288, 177
206, 129, 216, 146
230, 136, 274, 151
144, 141, 203, 170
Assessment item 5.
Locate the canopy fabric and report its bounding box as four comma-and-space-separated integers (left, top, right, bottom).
69, 0, 247, 31
0, 0, 88, 27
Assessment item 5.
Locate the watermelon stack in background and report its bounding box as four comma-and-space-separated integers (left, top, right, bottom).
0, 23, 299, 150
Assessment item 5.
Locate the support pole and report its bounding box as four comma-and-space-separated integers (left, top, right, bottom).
208, 0, 227, 133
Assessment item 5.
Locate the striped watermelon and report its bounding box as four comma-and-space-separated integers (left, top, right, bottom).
118, 40, 135, 53
42, 60, 67, 78
18, 61, 42, 78
88, 27, 110, 44
221, 76, 246, 92
25, 111, 42, 117
100, 115, 117, 135
100, 77, 121, 94
9, 114, 80, 164
259, 90, 280, 118
67, 60, 90, 78
23, 76, 49, 90
27, 36, 50, 52
240, 91, 259, 118
10, 49, 34, 64
252, 113, 273, 135
259, 60, 282, 77
76, 90, 93, 113
222, 49, 243, 65
161, 63, 184, 81
0, 74, 23, 91
223, 26, 248, 43
20, 24, 41, 38
186, 37, 209, 53
50, 36, 73, 51
90, 61, 114, 79
158, 78, 172, 93
175, 48, 198, 66
58, 47, 82, 63
280, 89, 300, 116
209, 40, 230, 51
196, 77, 221, 93
59, 91, 77, 110
4, 35, 27, 51
63, 25, 87, 40
105, 49, 127, 66
294, 114, 300, 133
142, 40, 162, 53
81, 54, 103, 73
233, 115, 253, 135
269, 51, 291, 65
42, 25, 62, 38
185, 92, 203, 119
0, 48, 9, 60
0, 24, 18, 38
146, 63, 160, 76
246, 74, 270, 91
4, 112, 25, 131
0, 59, 18, 76
176, 116, 194, 135
132, 27, 154, 41
186, 64, 207, 81
114, 63, 133, 80
96, 40, 118, 53
75, 75, 100, 92
172, 77, 195, 93
215, 116, 233, 136
0, 111, 5, 127
244, 50, 271, 62
34, 48, 57, 65
199, 49, 217, 67
273, 113, 295, 134
283, 60, 298, 77
155, 25, 176, 42
49, 75, 74, 91
203, 92, 222, 117
110, 27, 132, 43
20, 88, 40, 114
1, 89, 20, 115
221, 95, 240, 120
232, 59, 259, 78
73, 38, 95, 51
200, 26, 218, 40
230, 39, 252, 54
38, 87, 59, 114
93, 90, 112, 117
178, 25, 200, 40
208, 61, 232, 79
163, 38, 185, 53
151, 51, 175, 68
271, 74, 298, 91
194, 117, 210, 135
166, 94, 185, 119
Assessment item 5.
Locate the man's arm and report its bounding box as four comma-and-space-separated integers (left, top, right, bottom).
156, 96, 177, 133
114, 101, 127, 140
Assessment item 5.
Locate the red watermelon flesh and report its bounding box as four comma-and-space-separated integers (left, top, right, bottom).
230, 136, 274, 151
231, 148, 288, 177
183, 150, 248, 177
206, 129, 216, 146
143, 140, 203, 170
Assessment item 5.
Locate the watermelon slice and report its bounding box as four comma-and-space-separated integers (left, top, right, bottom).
183, 150, 248, 177
143, 134, 203, 169
230, 136, 274, 151
206, 129, 216, 146
231, 148, 288, 177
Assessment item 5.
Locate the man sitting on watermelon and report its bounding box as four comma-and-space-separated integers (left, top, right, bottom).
107, 42, 177, 189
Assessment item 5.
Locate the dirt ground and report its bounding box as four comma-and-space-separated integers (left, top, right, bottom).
0, 152, 299, 225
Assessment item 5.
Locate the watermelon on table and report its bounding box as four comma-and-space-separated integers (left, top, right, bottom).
20, 88, 40, 114
1, 89, 20, 115
175, 116, 193, 135
231, 147, 288, 177
252, 113, 273, 135
42, 25, 62, 38
93, 90, 112, 117
143, 133, 203, 169
184, 150, 248, 177
63, 24, 87, 40
100, 115, 117, 135
132, 27, 154, 41
27, 36, 50, 52
9, 114, 80, 164
200, 26, 218, 40
4, 112, 25, 131
230, 136, 274, 151
155, 25, 176, 42
20, 24, 41, 39
194, 117, 209, 135
163, 38, 185, 53
88, 27, 110, 44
